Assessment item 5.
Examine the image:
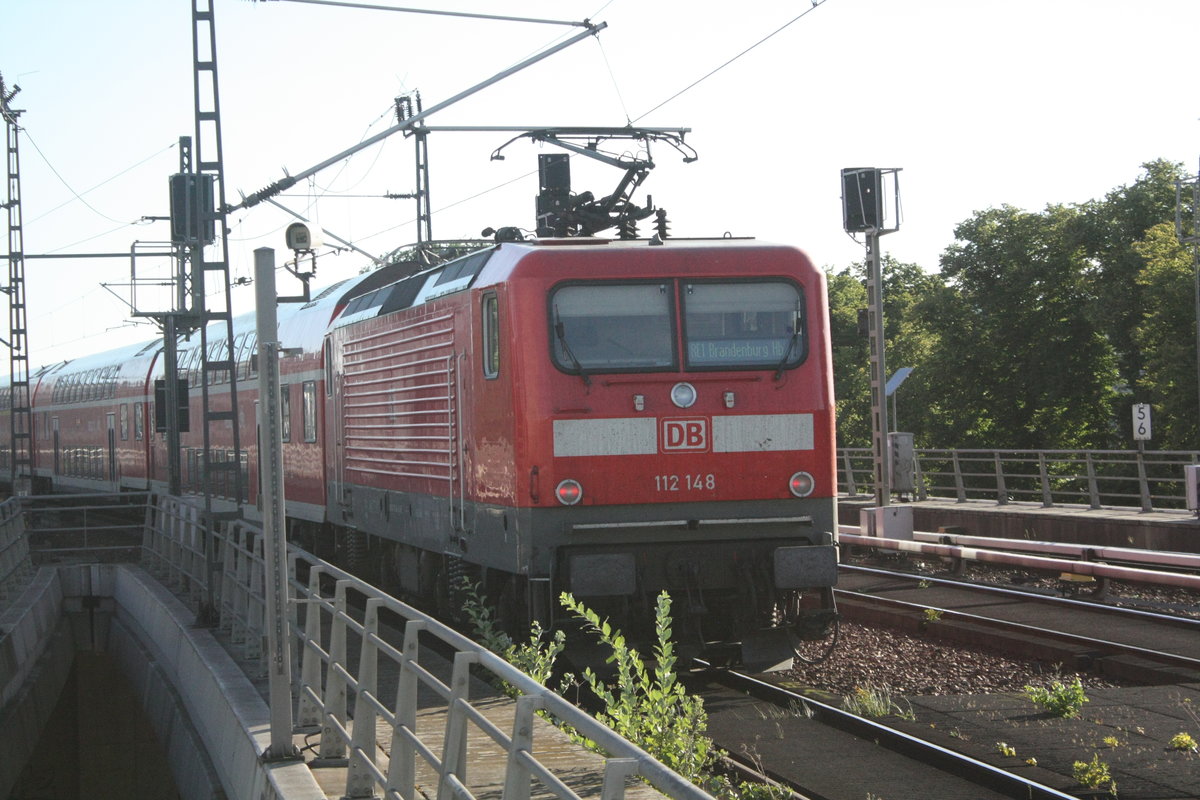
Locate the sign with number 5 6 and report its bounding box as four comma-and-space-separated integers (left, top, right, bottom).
1132, 403, 1152, 441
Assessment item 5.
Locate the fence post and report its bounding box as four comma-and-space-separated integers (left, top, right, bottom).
952, 451, 966, 502
1038, 452, 1052, 508
388, 618, 427, 800
1086, 453, 1100, 509
600, 758, 640, 800
297, 566, 326, 731
503, 693, 541, 800
842, 450, 858, 497
319, 580, 351, 760
344, 597, 382, 799
1136, 447, 1152, 512
438, 651, 478, 800
994, 452, 1008, 505
387, 619, 426, 800
914, 450, 927, 501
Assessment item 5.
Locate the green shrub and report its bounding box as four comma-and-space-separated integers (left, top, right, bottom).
1024, 676, 1088, 718
1072, 753, 1116, 794
460, 579, 565, 689
1169, 732, 1197, 752
560, 590, 720, 785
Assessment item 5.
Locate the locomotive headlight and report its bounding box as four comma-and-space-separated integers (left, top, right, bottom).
788, 471, 815, 498
670, 382, 697, 409
556, 479, 584, 505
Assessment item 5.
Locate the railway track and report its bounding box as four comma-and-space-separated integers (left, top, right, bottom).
694, 561, 1200, 799
834, 564, 1200, 683
695, 667, 1077, 800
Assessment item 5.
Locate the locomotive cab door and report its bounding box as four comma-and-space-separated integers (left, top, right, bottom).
326, 340, 348, 511
106, 412, 116, 484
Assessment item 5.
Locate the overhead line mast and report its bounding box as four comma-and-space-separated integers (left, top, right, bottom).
1, 72, 33, 497
186, 0, 244, 623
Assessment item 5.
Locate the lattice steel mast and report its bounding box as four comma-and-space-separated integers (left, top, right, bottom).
1, 73, 32, 497
190, 1, 244, 620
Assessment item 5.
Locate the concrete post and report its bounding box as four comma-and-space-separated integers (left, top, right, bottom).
254, 247, 297, 760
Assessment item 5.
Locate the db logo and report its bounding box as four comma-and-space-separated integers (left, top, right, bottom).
662, 417, 709, 452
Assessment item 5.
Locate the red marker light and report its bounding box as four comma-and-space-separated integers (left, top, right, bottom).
788, 471, 815, 498
556, 479, 583, 506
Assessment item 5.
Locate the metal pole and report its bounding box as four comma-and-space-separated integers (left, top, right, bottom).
254, 247, 297, 760
1193, 239, 1199, 441
163, 315, 182, 495
866, 231, 890, 507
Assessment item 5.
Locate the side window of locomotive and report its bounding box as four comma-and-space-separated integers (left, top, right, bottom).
482, 293, 500, 379
682, 281, 806, 370
302, 381, 317, 442
324, 345, 333, 396
281, 383, 292, 442
548, 283, 675, 373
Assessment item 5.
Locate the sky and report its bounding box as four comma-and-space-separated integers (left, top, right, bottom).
3, 0, 1199, 367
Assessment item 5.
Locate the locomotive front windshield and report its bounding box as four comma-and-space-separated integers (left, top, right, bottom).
549, 279, 805, 374
551, 283, 675, 370
683, 281, 805, 369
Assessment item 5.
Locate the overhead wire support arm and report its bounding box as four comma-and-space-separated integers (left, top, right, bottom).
263, 0, 593, 29
230, 20, 607, 212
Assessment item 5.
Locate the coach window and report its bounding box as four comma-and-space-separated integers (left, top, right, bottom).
120, 404, 129, 440
682, 280, 806, 371
302, 381, 317, 442
548, 283, 675, 373
135, 403, 144, 441
281, 383, 292, 442
482, 293, 500, 379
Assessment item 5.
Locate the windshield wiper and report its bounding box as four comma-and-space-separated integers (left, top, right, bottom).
773, 334, 799, 381
773, 306, 803, 381
553, 309, 591, 387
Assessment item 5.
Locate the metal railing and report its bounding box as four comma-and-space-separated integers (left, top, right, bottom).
18, 491, 150, 561
141, 494, 712, 800
1, 492, 150, 613
0, 497, 31, 609
839, 448, 1200, 512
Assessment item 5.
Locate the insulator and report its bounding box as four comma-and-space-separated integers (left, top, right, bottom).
617, 218, 638, 240
655, 209, 670, 239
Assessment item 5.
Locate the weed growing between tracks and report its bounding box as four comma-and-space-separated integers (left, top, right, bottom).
461, 583, 791, 800
1023, 675, 1089, 718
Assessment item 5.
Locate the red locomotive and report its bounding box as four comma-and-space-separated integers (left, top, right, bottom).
4, 234, 839, 664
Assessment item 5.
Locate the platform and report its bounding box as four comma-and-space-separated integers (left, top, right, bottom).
839, 495, 1200, 553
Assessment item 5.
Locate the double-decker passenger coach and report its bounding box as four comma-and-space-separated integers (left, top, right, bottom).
0, 233, 839, 666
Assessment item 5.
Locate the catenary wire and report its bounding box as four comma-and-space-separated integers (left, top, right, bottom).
25, 139, 177, 225
21, 128, 147, 225
632, 0, 830, 123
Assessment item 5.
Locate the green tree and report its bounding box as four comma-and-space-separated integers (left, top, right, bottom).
1133, 222, 1199, 449
1078, 159, 1187, 411
827, 256, 943, 447
934, 204, 1120, 449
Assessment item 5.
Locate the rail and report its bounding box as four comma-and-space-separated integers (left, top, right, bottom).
141, 494, 712, 800
839, 447, 1200, 512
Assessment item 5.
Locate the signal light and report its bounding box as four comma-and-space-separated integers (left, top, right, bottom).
788, 471, 815, 498
556, 479, 583, 506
